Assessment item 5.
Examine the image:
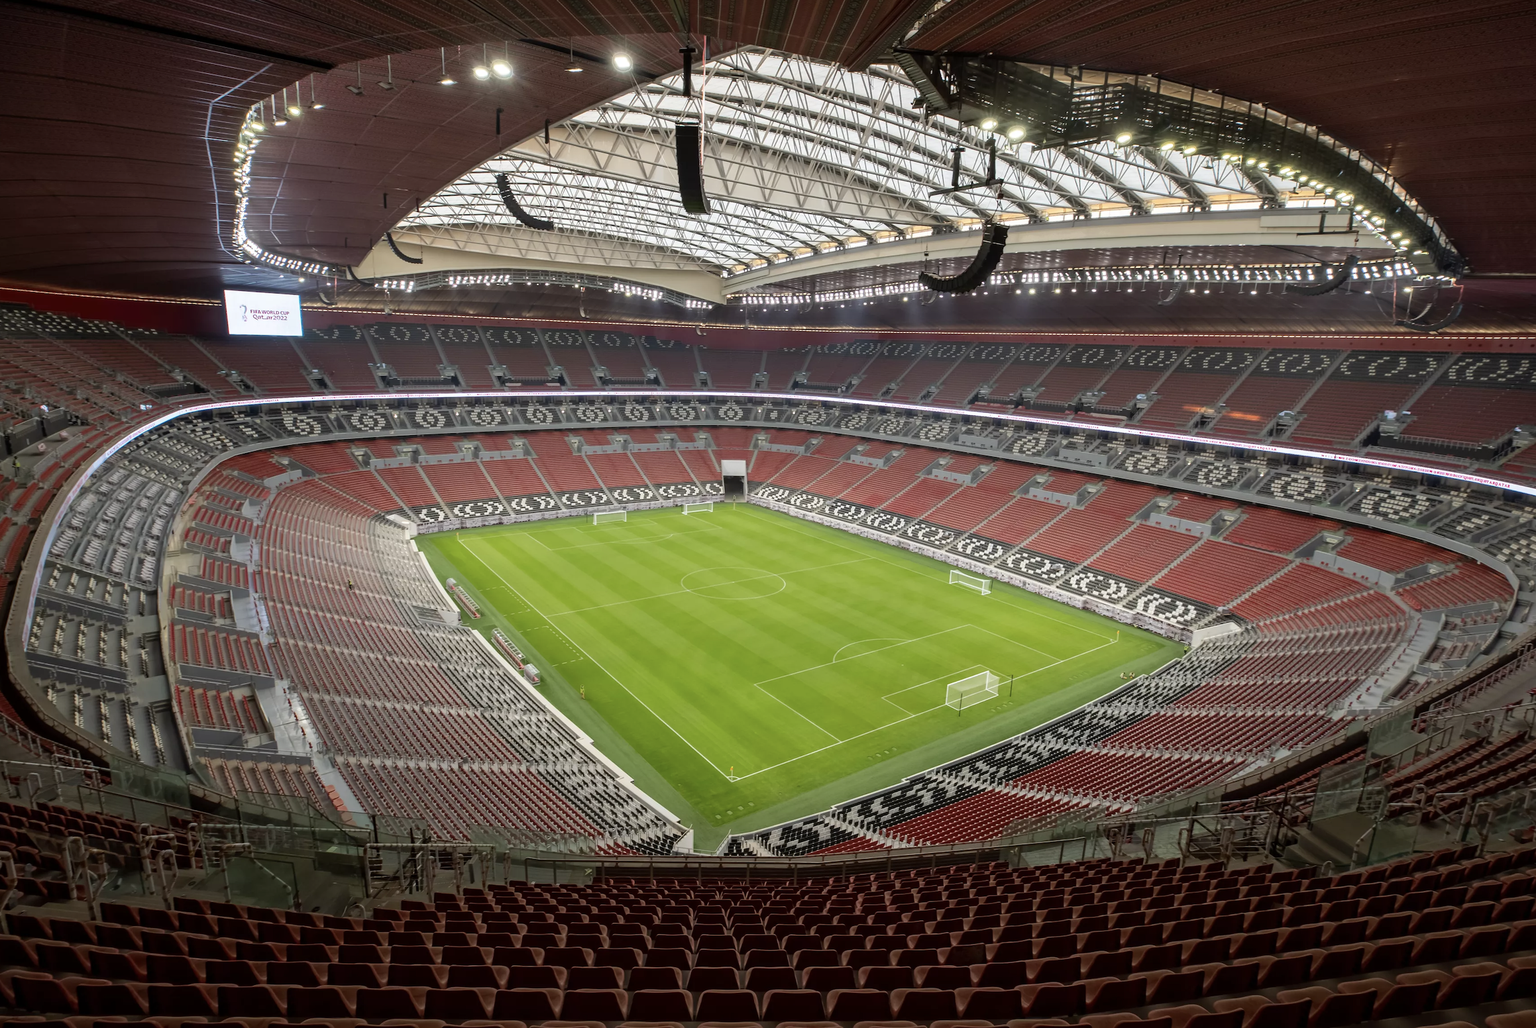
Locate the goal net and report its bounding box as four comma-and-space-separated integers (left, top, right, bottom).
683, 501, 714, 515
946, 670, 1000, 711
949, 569, 991, 594
592, 509, 627, 525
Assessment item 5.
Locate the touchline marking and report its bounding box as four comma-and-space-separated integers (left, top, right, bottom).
731, 637, 1117, 781
457, 540, 734, 779
867, 550, 1117, 643
529, 518, 725, 552
750, 625, 1004, 747
878, 665, 988, 714
737, 504, 1112, 642
880, 665, 986, 702
750, 680, 843, 745
751, 625, 969, 689
548, 556, 873, 616
833, 637, 908, 661
738, 502, 876, 561
458, 517, 1121, 783
969, 621, 1077, 664
987, 585, 1117, 643
680, 567, 788, 600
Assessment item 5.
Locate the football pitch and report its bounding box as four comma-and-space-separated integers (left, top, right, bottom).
418, 503, 1181, 847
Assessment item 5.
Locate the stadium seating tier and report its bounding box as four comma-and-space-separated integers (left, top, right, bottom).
0, 303, 1530, 860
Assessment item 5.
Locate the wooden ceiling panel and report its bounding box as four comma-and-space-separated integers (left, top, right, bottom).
907, 0, 1536, 275
1, 0, 1531, 317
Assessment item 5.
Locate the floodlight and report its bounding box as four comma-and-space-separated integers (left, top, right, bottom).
613, 52, 633, 72
492, 58, 513, 78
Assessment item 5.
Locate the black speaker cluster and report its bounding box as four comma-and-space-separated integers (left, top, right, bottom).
919, 222, 1009, 294
494, 173, 556, 231
384, 231, 424, 264
675, 122, 710, 215
1285, 253, 1358, 295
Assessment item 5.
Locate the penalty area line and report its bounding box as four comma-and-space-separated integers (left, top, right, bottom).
739, 501, 1117, 644
456, 539, 736, 781
528, 518, 727, 552
731, 633, 1120, 782
548, 555, 874, 617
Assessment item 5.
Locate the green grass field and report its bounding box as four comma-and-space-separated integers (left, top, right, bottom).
418, 503, 1181, 849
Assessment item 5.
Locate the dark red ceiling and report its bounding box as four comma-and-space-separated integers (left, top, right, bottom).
1, 0, 1533, 329
243, 42, 676, 270
907, 0, 1536, 278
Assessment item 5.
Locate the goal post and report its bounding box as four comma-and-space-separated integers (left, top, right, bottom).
947, 670, 1000, 711
682, 501, 714, 515
949, 568, 991, 594
592, 509, 627, 525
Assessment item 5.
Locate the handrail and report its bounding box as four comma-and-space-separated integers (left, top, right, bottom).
244, 851, 298, 911
0, 707, 76, 762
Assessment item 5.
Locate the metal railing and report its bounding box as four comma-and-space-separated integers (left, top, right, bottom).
0, 707, 77, 762
520, 834, 1101, 885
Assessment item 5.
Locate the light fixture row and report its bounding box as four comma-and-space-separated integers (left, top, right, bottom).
231, 106, 343, 279
734, 259, 1428, 306
364, 270, 708, 308
962, 115, 1435, 261
976, 117, 1028, 142
263, 45, 638, 118
363, 256, 1425, 311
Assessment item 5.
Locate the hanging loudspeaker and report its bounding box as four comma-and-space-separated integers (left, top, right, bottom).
384, 231, 424, 265
1399, 301, 1463, 333
676, 120, 710, 215
494, 173, 555, 231
1285, 254, 1358, 295
920, 222, 1008, 294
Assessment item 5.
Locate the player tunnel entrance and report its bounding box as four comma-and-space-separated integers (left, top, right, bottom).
721, 458, 746, 500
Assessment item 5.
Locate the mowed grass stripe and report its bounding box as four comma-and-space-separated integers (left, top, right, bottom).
735, 504, 1115, 655
422, 504, 1182, 834
457, 516, 895, 772
516, 514, 812, 614
465, 510, 1102, 773
455, 535, 737, 776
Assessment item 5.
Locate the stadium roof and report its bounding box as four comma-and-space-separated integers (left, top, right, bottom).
395, 48, 1373, 286
1, 0, 1532, 325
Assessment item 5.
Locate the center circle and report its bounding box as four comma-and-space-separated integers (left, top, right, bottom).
680, 566, 787, 600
